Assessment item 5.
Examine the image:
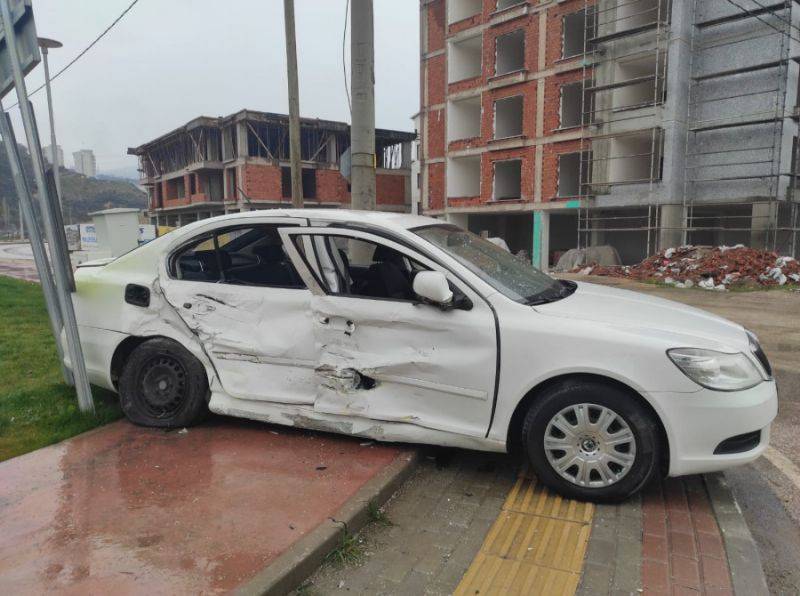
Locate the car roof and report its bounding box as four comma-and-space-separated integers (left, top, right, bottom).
172, 209, 442, 237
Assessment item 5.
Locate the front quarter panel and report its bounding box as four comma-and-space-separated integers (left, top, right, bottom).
487, 295, 702, 445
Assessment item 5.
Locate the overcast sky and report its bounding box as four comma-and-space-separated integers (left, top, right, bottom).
5, 0, 419, 175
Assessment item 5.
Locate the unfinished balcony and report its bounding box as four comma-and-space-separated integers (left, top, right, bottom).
494, 29, 525, 76
448, 0, 481, 25
592, 0, 669, 44
447, 155, 481, 199
611, 52, 666, 111
603, 130, 664, 185
493, 159, 522, 200
447, 96, 482, 143
494, 95, 524, 140
448, 35, 482, 83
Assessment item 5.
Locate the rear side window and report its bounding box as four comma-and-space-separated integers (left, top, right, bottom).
171, 224, 305, 288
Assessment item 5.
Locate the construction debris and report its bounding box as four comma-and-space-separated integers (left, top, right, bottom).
571, 245, 800, 290
554, 246, 622, 272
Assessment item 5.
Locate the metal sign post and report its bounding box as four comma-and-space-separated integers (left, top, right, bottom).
0, 104, 72, 384
0, 0, 94, 412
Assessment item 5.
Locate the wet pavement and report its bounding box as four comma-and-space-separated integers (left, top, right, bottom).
0, 418, 405, 594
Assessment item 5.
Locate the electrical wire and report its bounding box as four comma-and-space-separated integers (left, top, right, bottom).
7, 0, 141, 109
342, 0, 351, 114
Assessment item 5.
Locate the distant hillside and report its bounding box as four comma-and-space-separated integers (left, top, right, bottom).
0, 143, 146, 232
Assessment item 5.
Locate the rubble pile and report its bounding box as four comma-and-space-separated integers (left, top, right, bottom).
573, 245, 800, 290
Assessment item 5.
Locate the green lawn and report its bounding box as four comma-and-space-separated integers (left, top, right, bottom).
0, 276, 121, 462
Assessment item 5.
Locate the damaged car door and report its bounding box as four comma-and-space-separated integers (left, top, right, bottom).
160, 219, 318, 405
279, 226, 498, 438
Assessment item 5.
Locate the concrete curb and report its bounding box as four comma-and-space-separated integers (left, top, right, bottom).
236, 449, 420, 596
704, 472, 769, 596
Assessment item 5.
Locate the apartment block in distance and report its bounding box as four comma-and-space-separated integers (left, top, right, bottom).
73, 149, 96, 177
129, 110, 415, 227
419, 0, 800, 266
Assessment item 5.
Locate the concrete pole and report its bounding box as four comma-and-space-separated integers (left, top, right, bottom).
350, 0, 376, 210
283, 0, 303, 208
0, 0, 93, 412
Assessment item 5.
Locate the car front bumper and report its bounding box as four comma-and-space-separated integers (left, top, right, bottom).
651, 379, 778, 477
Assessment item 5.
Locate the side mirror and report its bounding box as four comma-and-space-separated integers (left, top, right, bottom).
412, 271, 453, 307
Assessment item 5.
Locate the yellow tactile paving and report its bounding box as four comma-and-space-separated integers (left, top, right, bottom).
453, 472, 594, 596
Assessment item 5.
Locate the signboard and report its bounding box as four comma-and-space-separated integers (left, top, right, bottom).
138, 224, 155, 244
79, 223, 97, 249
64, 224, 80, 251
0, 0, 40, 100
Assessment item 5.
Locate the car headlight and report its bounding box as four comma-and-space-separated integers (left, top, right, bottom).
667, 348, 763, 391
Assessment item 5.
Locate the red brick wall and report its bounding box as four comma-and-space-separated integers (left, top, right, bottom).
428, 162, 445, 211
377, 174, 407, 206
427, 108, 446, 159
243, 163, 282, 201
482, 147, 536, 203
484, 14, 538, 80
427, 0, 446, 52
427, 54, 447, 106
316, 169, 349, 203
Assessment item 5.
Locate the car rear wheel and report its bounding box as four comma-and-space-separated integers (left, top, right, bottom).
521, 380, 660, 502
118, 338, 209, 428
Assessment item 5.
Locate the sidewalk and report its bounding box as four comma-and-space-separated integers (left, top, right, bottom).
0, 418, 414, 594
299, 451, 767, 596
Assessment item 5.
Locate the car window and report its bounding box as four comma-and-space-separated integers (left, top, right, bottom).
172, 224, 305, 288
414, 224, 561, 304
292, 234, 428, 301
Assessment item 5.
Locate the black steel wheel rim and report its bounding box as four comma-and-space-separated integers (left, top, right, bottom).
137, 354, 187, 418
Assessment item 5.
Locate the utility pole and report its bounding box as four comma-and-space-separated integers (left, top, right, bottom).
38, 37, 63, 202
350, 0, 376, 211
0, 0, 93, 412
283, 0, 303, 208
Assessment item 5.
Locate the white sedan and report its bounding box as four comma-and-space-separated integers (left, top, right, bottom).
69, 209, 777, 501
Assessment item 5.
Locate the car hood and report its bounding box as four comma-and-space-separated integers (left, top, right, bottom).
534, 281, 748, 350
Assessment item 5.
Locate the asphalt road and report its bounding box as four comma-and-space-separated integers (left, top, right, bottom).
562, 274, 800, 594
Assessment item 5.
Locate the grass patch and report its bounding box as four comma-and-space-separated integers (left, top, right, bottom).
0, 276, 121, 462
324, 522, 366, 567
367, 500, 393, 526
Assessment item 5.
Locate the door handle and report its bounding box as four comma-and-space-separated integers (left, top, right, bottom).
319, 316, 330, 325
345, 320, 356, 335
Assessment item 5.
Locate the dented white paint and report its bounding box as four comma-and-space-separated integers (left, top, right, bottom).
70, 209, 778, 477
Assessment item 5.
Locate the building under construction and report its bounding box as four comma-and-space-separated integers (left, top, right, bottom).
419, 0, 800, 265
129, 110, 415, 226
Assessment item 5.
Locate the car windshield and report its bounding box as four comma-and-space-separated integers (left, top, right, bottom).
414, 224, 565, 304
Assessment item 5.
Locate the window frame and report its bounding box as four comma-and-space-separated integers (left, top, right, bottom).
167, 222, 306, 289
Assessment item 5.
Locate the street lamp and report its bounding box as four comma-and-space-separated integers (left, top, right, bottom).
37, 37, 63, 205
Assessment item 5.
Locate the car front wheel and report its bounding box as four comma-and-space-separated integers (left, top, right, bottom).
522, 380, 660, 502
118, 337, 209, 428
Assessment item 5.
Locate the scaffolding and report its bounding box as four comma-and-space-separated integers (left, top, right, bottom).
572, 0, 800, 260
577, 0, 672, 260
683, 0, 800, 255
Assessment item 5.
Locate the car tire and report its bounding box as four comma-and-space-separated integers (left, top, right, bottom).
521, 379, 660, 502
118, 337, 209, 428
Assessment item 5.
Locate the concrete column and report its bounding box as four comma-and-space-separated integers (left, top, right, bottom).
236, 121, 249, 158
446, 213, 469, 229
533, 211, 550, 269
177, 213, 183, 227
659, 204, 685, 250
751, 202, 775, 250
